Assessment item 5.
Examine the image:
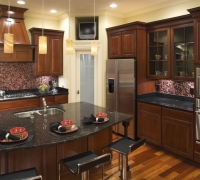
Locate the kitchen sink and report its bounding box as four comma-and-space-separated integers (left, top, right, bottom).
38, 108, 65, 115
14, 107, 65, 118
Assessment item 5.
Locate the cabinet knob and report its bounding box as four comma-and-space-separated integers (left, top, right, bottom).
77, 90, 80, 94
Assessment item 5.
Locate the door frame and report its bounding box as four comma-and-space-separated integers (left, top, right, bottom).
70, 41, 103, 107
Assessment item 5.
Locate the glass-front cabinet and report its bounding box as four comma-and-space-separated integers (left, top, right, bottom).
172, 24, 194, 80
147, 28, 170, 78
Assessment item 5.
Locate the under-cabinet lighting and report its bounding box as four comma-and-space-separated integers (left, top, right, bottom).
17, 1, 25, 4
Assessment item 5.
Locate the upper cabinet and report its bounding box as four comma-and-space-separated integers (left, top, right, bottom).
171, 24, 194, 80
147, 28, 170, 78
106, 23, 140, 59
146, 14, 194, 80
29, 28, 64, 76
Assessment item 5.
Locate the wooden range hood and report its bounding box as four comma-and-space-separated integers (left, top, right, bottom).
0, 5, 35, 62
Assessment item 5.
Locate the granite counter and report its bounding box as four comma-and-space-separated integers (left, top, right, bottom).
137, 93, 194, 112
0, 102, 133, 152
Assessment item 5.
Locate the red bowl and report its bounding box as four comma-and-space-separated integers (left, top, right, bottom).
10, 127, 26, 137
96, 112, 107, 118
61, 120, 74, 130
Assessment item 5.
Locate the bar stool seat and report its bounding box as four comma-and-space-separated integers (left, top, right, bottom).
0, 168, 42, 180
103, 137, 146, 180
59, 151, 111, 180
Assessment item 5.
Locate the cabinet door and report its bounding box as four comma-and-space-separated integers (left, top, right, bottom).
162, 116, 193, 159
121, 30, 136, 57
147, 28, 170, 79
34, 34, 50, 76
108, 32, 121, 58
171, 24, 194, 80
138, 102, 161, 146
49, 36, 63, 75
54, 94, 68, 105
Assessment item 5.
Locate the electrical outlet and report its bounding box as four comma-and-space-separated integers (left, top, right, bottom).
190, 88, 194, 95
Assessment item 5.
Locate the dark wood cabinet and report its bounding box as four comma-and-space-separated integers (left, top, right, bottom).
171, 24, 194, 80
138, 102, 162, 146
107, 25, 137, 59
162, 107, 193, 159
138, 102, 193, 160
29, 28, 64, 76
54, 94, 68, 105
0, 98, 39, 112
147, 28, 170, 79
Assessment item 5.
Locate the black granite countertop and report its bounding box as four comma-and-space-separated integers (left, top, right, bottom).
0, 87, 68, 101
137, 93, 194, 112
0, 102, 133, 152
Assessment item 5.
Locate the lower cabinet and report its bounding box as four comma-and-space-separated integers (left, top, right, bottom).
138, 102, 161, 146
138, 102, 193, 160
0, 94, 68, 112
162, 107, 193, 159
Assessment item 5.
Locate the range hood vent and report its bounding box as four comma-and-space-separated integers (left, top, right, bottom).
0, 5, 35, 62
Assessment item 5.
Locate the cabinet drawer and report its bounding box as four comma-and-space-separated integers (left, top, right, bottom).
0, 98, 39, 112
55, 94, 68, 104
162, 107, 193, 123
138, 102, 161, 114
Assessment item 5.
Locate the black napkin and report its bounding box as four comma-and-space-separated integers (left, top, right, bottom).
82, 114, 104, 124
0, 130, 20, 141
50, 122, 66, 132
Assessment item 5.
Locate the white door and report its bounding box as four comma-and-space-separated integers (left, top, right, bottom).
76, 51, 94, 104
70, 42, 103, 107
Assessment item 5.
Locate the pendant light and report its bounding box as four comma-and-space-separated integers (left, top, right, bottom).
4, 0, 14, 53
39, 0, 47, 54
66, 0, 73, 55
91, 0, 98, 56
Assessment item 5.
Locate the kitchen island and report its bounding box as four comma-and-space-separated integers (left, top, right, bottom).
0, 102, 133, 180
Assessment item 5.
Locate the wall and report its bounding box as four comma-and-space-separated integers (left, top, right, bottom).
155, 80, 194, 97
125, 0, 200, 23
0, 63, 57, 90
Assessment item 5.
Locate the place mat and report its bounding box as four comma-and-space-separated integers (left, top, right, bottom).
0, 134, 34, 147
49, 127, 82, 137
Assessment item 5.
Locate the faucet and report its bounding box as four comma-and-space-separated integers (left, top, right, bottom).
42, 98, 47, 113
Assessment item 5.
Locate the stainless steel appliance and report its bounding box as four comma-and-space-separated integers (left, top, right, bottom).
196, 67, 200, 144
106, 59, 136, 139
0, 92, 36, 100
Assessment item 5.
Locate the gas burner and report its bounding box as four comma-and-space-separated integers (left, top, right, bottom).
4, 92, 36, 100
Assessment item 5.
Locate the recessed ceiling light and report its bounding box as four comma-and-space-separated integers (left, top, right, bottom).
110, 3, 117, 8
50, 9, 57, 13
17, 1, 25, 4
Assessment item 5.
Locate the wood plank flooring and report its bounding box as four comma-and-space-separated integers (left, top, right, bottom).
90, 135, 200, 180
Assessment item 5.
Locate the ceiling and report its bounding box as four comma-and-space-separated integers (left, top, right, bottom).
0, 0, 192, 17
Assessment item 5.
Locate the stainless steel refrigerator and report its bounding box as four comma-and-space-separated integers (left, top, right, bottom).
106, 59, 136, 139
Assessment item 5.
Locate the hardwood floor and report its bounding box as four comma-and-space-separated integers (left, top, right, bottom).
90, 135, 200, 180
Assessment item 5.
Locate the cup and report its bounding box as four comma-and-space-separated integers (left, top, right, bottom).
192, 72, 194, 77
164, 71, 167, 76
155, 71, 161, 75
155, 54, 161, 60
164, 54, 167, 60
179, 71, 185, 76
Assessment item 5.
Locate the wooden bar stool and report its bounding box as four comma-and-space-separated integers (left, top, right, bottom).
58, 151, 111, 180
103, 137, 146, 180
0, 168, 42, 180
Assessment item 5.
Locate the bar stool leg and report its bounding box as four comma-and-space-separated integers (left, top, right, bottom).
81, 170, 89, 180
120, 155, 131, 180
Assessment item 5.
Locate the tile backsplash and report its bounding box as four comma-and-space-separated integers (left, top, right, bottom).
155, 80, 194, 97
0, 63, 58, 90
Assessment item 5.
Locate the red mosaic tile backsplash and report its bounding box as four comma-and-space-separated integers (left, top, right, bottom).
155, 80, 194, 97
0, 62, 58, 90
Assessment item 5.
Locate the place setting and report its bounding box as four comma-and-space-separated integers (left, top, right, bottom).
49, 120, 82, 137
0, 127, 34, 147
82, 112, 111, 126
